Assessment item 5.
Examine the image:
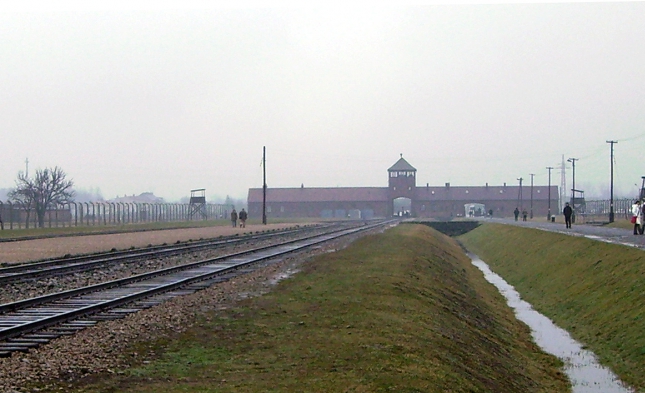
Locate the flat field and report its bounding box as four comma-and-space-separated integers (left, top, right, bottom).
0, 221, 299, 264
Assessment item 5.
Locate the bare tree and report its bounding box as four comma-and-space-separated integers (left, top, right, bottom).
9, 166, 75, 228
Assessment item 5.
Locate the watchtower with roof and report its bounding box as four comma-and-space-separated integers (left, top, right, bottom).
188, 188, 207, 220
388, 155, 417, 216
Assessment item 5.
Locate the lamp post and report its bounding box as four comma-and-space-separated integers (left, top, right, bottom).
567, 158, 578, 223
546, 167, 553, 221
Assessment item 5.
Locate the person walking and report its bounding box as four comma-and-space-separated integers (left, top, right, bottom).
514, 207, 520, 221
563, 202, 573, 229
522, 209, 528, 221
239, 208, 247, 228
230, 208, 238, 228
632, 200, 642, 235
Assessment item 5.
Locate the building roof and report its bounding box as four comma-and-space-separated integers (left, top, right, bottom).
388, 156, 416, 172
248, 187, 389, 203
108, 192, 165, 203
248, 185, 557, 203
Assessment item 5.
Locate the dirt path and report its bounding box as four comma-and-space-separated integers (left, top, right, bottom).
0, 223, 300, 264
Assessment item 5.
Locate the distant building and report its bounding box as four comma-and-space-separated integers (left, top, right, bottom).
247, 157, 558, 220
108, 192, 165, 204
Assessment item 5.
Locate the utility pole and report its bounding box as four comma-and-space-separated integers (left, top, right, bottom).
262, 146, 267, 225
529, 173, 535, 219
559, 155, 567, 212
546, 167, 553, 221
517, 177, 523, 211
567, 158, 578, 223
606, 140, 617, 223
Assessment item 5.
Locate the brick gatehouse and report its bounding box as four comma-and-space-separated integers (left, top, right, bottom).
247, 156, 558, 220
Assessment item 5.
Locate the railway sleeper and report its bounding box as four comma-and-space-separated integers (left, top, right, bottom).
90, 313, 127, 321
9, 338, 51, 344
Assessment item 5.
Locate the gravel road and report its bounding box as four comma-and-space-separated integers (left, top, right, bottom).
480, 217, 645, 249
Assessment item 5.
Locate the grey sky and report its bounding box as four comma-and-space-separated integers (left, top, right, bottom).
1, 1, 644, 202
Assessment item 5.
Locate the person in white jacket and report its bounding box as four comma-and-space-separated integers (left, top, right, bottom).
632, 200, 643, 235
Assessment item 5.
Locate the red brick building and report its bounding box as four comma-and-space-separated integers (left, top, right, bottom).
247, 156, 558, 220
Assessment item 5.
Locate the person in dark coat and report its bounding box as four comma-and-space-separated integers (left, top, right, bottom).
231, 209, 238, 228
563, 202, 573, 228
239, 208, 247, 228
514, 207, 520, 221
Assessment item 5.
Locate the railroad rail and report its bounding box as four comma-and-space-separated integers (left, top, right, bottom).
0, 223, 335, 284
0, 219, 394, 357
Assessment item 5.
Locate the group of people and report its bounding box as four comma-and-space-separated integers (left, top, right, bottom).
513, 207, 529, 222
562, 199, 643, 234
632, 200, 644, 235
230, 208, 248, 228
513, 204, 572, 227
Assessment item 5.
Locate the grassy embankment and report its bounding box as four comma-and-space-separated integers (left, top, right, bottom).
459, 223, 645, 391
66, 224, 567, 393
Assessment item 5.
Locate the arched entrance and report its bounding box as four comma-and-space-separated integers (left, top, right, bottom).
393, 197, 412, 217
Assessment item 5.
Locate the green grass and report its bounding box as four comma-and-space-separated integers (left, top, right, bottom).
459, 223, 645, 391
60, 224, 568, 393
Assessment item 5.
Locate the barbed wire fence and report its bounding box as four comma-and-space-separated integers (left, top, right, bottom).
576, 198, 635, 223
0, 201, 230, 230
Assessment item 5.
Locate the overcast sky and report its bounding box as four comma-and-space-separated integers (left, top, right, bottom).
1, 1, 644, 202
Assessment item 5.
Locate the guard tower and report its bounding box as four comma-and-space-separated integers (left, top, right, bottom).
388, 155, 417, 216
189, 189, 207, 220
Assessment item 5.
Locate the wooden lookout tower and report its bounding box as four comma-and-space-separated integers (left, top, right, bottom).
189, 189, 207, 220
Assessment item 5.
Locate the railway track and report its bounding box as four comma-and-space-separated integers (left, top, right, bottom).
0, 223, 334, 285
0, 220, 393, 357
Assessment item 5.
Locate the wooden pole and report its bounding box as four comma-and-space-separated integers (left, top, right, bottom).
262, 146, 267, 225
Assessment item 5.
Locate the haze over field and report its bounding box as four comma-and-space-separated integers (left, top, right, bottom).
1, 1, 644, 202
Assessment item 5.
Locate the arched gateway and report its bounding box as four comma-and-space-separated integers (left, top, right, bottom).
387, 155, 416, 217
247, 156, 558, 220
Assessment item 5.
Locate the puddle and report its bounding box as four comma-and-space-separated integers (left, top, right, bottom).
268, 268, 300, 286
468, 253, 634, 393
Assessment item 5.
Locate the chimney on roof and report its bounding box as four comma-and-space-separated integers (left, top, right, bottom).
504, 182, 506, 187
301, 183, 304, 189
486, 183, 488, 189
445, 182, 450, 188
426, 183, 429, 188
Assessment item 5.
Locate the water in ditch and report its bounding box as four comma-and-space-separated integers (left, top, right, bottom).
468, 253, 634, 393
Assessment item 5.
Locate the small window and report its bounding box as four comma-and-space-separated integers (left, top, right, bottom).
280, 206, 285, 212
393, 186, 396, 191
408, 186, 411, 190
267, 206, 272, 213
